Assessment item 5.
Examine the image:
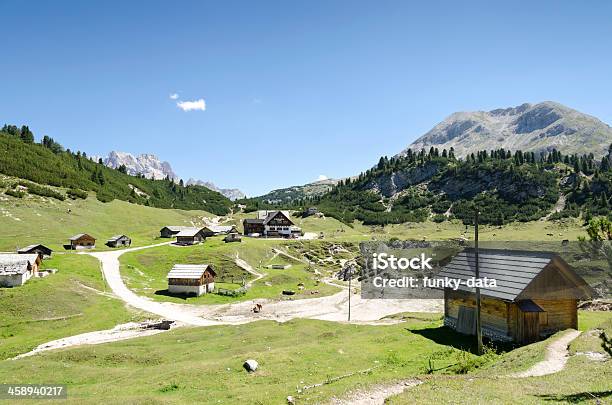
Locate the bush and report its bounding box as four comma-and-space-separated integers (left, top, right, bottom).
5, 189, 25, 198
432, 214, 446, 223
67, 188, 88, 199
18, 180, 65, 201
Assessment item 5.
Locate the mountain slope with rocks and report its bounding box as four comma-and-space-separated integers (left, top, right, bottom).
403, 101, 612, 158
186, 179, 245, 201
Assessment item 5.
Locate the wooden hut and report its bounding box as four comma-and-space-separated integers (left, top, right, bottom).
167, 264, 216, 296
201, 225, 238, 237
438, 249, 594, 344
67, 234, 96, 250
175, 228, 206, 245
160, 226, 190, 238
17, 244, 53, 259
105, 235, 132, 248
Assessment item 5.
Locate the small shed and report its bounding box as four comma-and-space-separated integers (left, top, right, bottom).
439, 249, 594, 344
106, 235, 132, 248
68, 234, 96, 250
175, 228, 206, 245
160, 226, 190, 238
201, 225, 238, 237
17, 244, 53, 259
224, 233, 242, 243
167, 264, 216, 296
0, 253, 41, 287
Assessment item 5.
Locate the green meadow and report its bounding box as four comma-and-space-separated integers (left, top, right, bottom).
119, 237, 341, 304
0, 191, 212, 251
0, 254, 144, 360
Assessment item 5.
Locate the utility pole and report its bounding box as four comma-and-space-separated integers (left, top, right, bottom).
347, 264, 352, 322
475, 210, 483, 355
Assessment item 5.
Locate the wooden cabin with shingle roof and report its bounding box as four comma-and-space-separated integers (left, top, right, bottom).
67, 234, 96, 250
167, 264, 216, 296
438, 249, 594, 344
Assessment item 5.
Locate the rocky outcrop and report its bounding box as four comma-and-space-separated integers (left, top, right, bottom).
362, 162, 439, 198
186, 179, 245, 201
104, 151, 177, 180
403, 101, 612, 158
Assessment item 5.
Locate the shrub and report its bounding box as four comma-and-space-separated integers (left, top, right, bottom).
5, 189, 25, 198
432, 214, 446, 223
67, 188, 88, 199
18, 180, 65, 201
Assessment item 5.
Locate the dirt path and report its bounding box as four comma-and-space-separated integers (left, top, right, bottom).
543, 193, 566, 221
511, 329, 582, 377
88, 244, 225, 327
234, 254, 264, 286
13, 321, 174, 359
328, 379, 422, 405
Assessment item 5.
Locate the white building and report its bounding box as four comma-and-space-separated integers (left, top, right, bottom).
0, 253, 41, 287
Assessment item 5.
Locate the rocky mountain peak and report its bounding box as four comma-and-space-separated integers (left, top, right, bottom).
402, 101, 612, 158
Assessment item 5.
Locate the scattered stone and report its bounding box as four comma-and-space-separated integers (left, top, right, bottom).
243, 359, 258, 372
287, 395, 295, 404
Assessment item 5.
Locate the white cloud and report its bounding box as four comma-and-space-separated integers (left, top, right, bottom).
169, 93, 179, 100
317, 175, 328, 181
177, 99, 206, 112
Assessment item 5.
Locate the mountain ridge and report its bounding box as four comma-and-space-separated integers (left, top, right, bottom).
99, 150, 245, 200
402, 101, 612, 158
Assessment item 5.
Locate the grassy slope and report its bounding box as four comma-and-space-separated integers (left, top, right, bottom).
1, 312, 608, 404
0, 314, 461, 404
0, 192, 212, 251
390, 311, 612, 404
0, 254, 145, 359
120, 237, 340, 304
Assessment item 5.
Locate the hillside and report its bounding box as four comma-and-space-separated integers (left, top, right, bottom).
257, 145, 612, 226
0, 129, 232, 215
403, 102, 612, 158
242, 178, 339, 208
0, 186, 213, 250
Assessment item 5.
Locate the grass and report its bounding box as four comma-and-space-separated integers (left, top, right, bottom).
0, 253, 145, 360
119, 237, 340, 304
0, 191, 212, 251
389, 312, 612, 404
0, 315, 466, 404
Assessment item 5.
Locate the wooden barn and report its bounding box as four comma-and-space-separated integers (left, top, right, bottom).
106, 235, 132, 248
438, 249, 594, 344
160, 226, 190, 238
67, 234, 96, 250
167, 264, 216, 296
175, 228, 206, 245
17, 244, 53, 259
0, 253, 41, 287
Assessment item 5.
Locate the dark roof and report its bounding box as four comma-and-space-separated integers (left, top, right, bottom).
244, 219, 264, 224
17, 244, 53, 254
262, 210, 293, 225
107, 235, 130, 242
437, 248, 562, 301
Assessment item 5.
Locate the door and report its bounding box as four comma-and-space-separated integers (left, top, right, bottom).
456, 305, 476, 335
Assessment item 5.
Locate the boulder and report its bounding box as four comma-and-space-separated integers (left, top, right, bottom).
243, 359, 258, 372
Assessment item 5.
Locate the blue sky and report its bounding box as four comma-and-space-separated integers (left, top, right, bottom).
1, 1, 612, 196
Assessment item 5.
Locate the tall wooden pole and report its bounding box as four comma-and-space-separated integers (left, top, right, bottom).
475, 211, 483, 355
347, 265, 352, 322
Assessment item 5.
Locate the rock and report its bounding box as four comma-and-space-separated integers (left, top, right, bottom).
287, 395, 295, 404
243, 359, 258, 372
